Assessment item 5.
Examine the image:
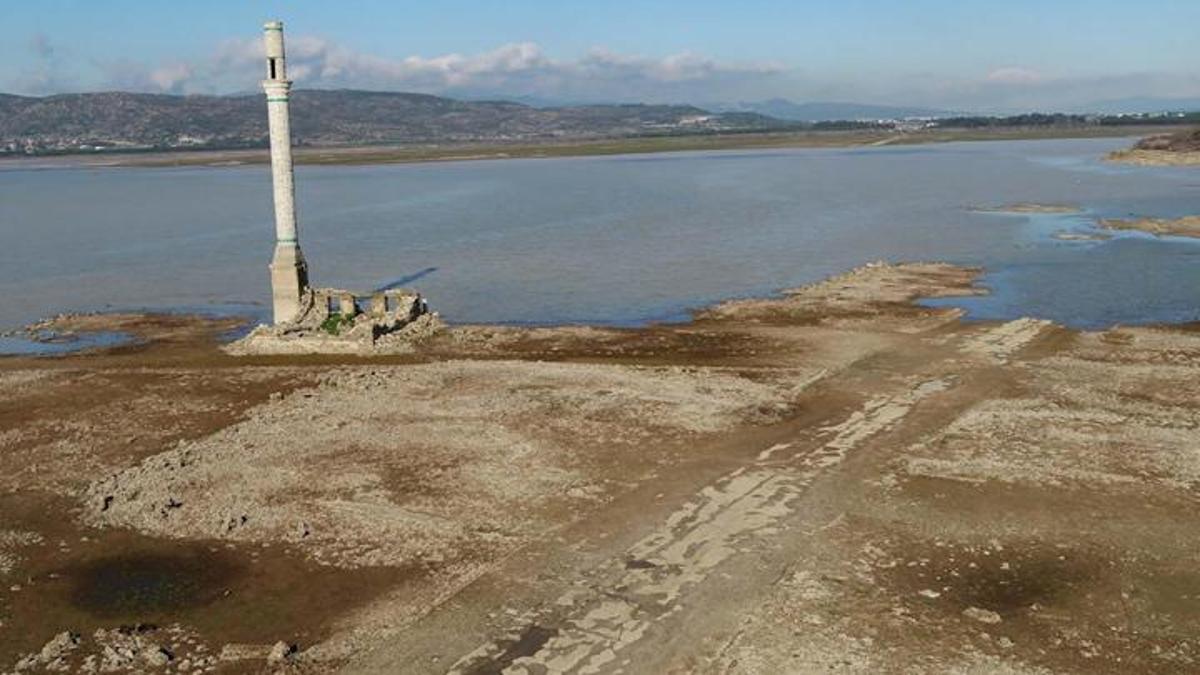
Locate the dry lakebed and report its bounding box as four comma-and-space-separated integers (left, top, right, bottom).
1, 262, 1199, 673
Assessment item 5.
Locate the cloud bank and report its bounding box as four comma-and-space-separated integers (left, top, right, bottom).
8, 32, 1200, 112
65, 36, 784, 103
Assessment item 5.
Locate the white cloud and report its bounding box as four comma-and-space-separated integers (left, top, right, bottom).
149, 63, 193, 93
578, 48, 782, 83
118, 35, 783, 102
10, 29, 1199, 112
985, 66, 1045, 85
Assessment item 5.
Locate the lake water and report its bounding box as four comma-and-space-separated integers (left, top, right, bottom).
1, 137, 1198, 345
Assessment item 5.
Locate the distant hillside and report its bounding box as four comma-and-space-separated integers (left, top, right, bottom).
709, 98, 956, 122
0, 90, 796, 156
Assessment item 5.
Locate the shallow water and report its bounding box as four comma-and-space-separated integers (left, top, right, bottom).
0, 137, 1197, 342
0, 331, 131, 356
69, 551, 239, 617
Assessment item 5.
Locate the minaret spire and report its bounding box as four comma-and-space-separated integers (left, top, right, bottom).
262, 20, 309, 323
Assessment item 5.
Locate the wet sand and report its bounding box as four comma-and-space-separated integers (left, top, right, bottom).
1108, 148, 1200, 167
2, 262, 1199, 673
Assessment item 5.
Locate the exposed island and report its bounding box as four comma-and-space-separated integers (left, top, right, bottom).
1102, 215, 1200, 238
973, 203, 1082, 214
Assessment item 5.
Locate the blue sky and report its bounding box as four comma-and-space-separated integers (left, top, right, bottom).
5, 0, 1200, 111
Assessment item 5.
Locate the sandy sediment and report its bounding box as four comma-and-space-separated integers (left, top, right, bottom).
959, 317, 1055, 363
3, 261, 1200, 673
84, 361, 805, 569
905, 327, 1200, 488
698, 261, 981, 330
1107, 148, 1200, 166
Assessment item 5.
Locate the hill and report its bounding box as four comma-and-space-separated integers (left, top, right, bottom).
708, 98, 956, 121
0, 90, 796, 156
1082, 97, 1200, 115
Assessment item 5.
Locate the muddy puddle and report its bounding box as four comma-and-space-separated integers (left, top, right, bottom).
0, 492, 406, 668
67, 551, 241, 618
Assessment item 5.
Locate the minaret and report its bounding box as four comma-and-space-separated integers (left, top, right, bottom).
262, 20, 309, 324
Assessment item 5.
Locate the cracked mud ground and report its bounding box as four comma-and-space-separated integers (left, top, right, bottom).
2, 263, 1199, 674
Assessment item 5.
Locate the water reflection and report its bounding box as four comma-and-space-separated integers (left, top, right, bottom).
0, 137, 1196, 333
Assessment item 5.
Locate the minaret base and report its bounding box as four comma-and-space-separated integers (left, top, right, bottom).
270, 242, 309, 324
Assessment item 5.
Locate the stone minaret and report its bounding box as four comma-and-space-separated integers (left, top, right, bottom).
262, 20, 309, 324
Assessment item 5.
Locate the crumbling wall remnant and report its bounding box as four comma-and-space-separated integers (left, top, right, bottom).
226, 287, 441, 355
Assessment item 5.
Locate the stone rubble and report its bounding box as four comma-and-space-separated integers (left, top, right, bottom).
226, 287, 442, 355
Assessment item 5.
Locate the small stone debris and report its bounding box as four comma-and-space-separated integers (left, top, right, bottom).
13, 631, 81, 671
219, 643, 273, 661
267, 641, 298, 664
293, 521, 311, 540
142, 646, 174, 667
962, 606, 1002, 624
918, 589, 941, 599
6, 625, 220, 673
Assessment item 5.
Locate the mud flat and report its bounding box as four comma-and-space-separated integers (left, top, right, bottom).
2, 262, 1200, 673
1101, 215, 1200, 239
1107, 148, 1200, 166
973, 203, 1082, 215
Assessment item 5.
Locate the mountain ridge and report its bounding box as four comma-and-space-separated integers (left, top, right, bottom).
0, 89, 796, 155
706, 98, 959, 121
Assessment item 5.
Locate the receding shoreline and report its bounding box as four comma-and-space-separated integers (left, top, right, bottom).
1107, 147, 1200, 166
0, 124, 1177, 170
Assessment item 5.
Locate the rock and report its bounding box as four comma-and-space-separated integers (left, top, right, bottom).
43, 631, 81, 658
291, 521, 311, 541
219, 643, 272, 661
917, 589, 941, 599
143, 646, 173, 667
14, 631, 80, 671
962, 606, 1002, 624
267, 641, 297, 663
92, 626, 176, 671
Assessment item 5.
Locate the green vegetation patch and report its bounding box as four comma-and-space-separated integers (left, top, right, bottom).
320, 313, 356, 335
